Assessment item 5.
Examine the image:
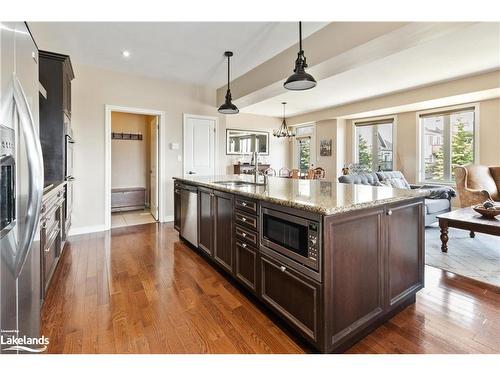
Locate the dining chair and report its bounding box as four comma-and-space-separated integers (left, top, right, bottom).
305, 169, 315, 179
313, 167, 326, 179
279, 167, 291, 177
290, 169, 300, 179
264, 167, 276, 176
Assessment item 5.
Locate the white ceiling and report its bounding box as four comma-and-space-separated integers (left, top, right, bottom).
240, 22, 500, 117
28, 22, 328, 88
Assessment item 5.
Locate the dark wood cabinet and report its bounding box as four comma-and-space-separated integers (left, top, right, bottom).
386, 201, 424, 308
172, 178, 424, 353
323, 207, 385, 348
260, 254, 321, 344
235, 240, 258, 293
174, 183, 181, 231
198, 187, 214, 256
322, 198, 425, 352
38, 51, 74, 185
213, 190, 233, 273
40, 183, 66, 300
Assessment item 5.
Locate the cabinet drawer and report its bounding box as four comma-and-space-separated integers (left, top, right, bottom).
235, 225, 258, 247
234, 197, 257, 214
235, 240, 258, 293
235, 210, 258, 231
260, 254, 320, 343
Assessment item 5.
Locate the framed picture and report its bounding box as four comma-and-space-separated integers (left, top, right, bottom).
320, 139, 332, 156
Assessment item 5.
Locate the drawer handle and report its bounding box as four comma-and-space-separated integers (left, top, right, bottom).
280, 266, 286, 272
241, 202, 247, 207
241, 217, 247, 222
241, 243, 247, 248
41, 221, 47, 229
387, 210, 393, 216
241, 232, 247, 237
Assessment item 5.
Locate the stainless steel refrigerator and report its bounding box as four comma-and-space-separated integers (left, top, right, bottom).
0, 22, 44, 353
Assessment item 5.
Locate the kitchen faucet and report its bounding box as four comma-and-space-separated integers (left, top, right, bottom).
253, 151, 268, 186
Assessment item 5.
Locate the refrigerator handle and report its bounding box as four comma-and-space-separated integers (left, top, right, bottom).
12, 73, 44, 278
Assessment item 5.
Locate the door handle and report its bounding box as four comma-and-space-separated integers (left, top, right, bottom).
12, 73, 44, 277
188, 171, 196, 174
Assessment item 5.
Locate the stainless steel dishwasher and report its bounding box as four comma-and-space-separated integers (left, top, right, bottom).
179, 183, 198, 247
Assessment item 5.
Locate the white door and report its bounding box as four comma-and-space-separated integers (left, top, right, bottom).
183, 115, 216, 176
149, 116, 159, 220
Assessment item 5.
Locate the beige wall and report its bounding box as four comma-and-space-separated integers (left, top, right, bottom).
111, 112, 150, 190
71, 64, 218, 232
70, 64, 281, 233
220, 113, 287, 174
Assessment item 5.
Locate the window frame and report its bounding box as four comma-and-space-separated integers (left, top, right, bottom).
291, 123, 316, 171
416, 103, 480, 185
352, 115, 397, 172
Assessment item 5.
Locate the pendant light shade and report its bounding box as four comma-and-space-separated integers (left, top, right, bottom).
273, 102, 295, 138
218, 51, 239, 114
284, 22, 317, 91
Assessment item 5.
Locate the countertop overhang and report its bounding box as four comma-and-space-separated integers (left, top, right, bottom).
173, 175, 427, 216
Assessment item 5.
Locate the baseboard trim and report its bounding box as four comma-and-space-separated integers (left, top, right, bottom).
68, 225, 107, 237
163, 215, 174, 223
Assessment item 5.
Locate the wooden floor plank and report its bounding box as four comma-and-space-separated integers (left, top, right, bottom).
41, 222, 500, 354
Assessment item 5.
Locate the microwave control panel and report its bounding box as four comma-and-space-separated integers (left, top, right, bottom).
308, 222, 319, 260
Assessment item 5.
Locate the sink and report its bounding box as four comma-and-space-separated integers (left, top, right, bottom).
213, 180, 264, 187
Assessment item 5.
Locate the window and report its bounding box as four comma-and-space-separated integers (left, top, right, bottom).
354, 119, 394, 172
420, 107, 475, 183
293, 125, 315, 173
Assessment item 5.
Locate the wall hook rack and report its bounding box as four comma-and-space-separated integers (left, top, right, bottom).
111, 132, 143, 140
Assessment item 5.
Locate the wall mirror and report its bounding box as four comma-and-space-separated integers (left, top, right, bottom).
226, 129, 269, 155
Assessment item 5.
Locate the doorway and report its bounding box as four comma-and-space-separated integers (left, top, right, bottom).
104, 105, 166, 230
183, 114, 218, 176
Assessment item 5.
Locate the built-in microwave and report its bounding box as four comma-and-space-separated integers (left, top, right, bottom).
260, 207, 320, 272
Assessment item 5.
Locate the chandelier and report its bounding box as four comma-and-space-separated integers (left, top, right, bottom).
273, 102, 295, 138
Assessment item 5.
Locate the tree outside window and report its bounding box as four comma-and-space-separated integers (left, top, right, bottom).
355, 121, 393, 172
421, 109, 474, 182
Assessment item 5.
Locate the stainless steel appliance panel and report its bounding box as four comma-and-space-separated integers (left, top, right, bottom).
179, 184, 198, 247
0, 22, 43, 353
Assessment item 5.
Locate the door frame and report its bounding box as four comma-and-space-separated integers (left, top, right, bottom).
182, 113, 219, 176
104, 104, 166, 230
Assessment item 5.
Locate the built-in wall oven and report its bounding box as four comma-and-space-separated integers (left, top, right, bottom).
260, 206, 321, 274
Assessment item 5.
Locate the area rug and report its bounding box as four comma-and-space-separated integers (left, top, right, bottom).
425, 224, 500, 286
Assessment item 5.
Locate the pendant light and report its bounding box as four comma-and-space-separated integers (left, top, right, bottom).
273, 102, 295, 138
218, 51, 239, 114
284, 22, 317, 91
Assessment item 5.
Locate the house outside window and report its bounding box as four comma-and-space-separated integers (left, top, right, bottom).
420, 107, 475, 183
354, 119, 394, 172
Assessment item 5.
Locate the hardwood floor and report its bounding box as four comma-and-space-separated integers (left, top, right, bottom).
41, 223, 500, 354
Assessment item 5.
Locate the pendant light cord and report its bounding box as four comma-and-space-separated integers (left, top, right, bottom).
299, 21, 302, 52
227, 54, 231, 90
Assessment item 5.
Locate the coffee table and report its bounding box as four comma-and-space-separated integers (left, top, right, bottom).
437, 207, 500, 252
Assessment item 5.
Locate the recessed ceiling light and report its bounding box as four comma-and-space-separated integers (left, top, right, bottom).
122, 50, 131, 58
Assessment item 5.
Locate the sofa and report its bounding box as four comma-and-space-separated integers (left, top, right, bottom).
338, 171, 456, 226
454, 165, 500, 207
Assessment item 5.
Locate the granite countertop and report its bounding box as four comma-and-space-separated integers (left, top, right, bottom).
173, 175, 427, 216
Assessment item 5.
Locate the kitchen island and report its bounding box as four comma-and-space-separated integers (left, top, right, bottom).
173, 175, 427, 353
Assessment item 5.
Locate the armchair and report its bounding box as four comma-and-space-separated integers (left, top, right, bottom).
454, 165, 500, 207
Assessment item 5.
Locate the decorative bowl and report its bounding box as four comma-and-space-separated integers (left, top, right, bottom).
472, 204, 500, 219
